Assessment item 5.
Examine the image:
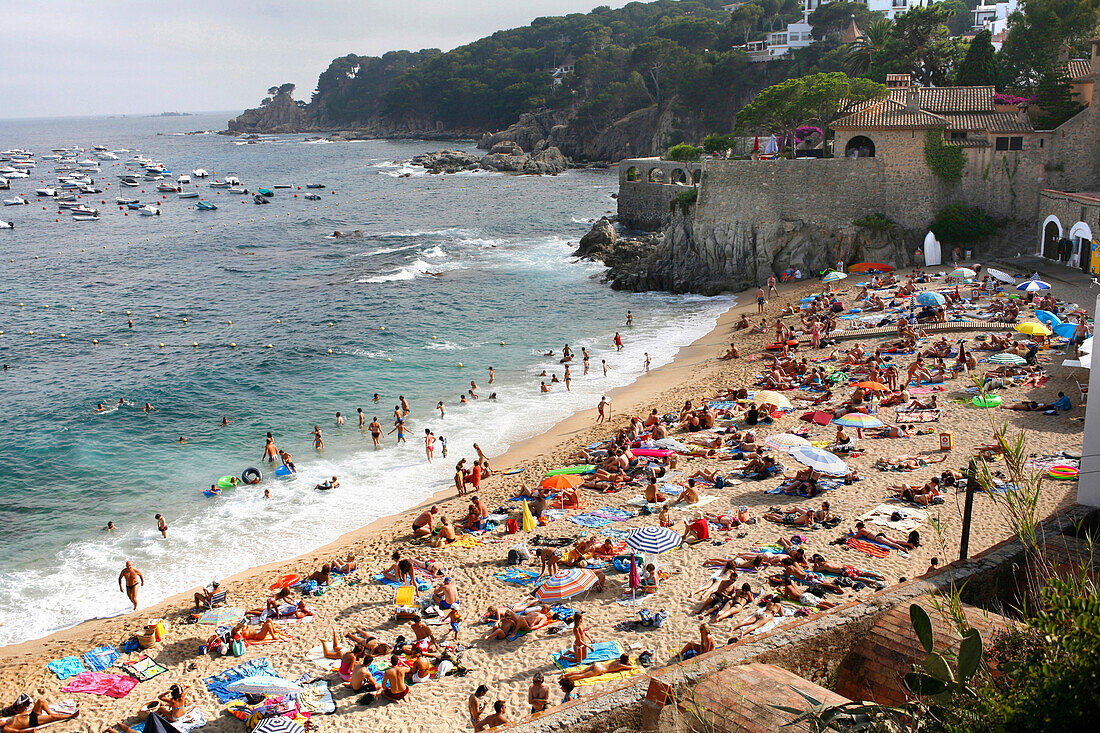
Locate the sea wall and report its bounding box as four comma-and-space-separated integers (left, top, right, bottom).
616, 160, 702, 232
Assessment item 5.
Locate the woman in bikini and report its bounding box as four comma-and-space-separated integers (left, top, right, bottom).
566, 611, 594, 665
154, 685, 190, 722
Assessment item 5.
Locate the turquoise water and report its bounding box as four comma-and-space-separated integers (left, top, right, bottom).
0, 113, 732, 644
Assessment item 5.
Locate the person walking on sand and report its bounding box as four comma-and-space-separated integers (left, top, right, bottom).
424, 429, 435, 463
119, 561, 144, 610
597, 396, 611, 424
369, 417, 382, 447
644, 352, 651, 373
454, 460, 467, 496
768, 274, 779, 297
756, 286, 765, 314
614, 332, 623, 352
155, 513, 168, 539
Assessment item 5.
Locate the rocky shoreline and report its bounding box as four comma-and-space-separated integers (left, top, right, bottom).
409, 141, 569, 176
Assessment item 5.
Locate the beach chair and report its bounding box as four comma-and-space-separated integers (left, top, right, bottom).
199, 590, 228, 610
1075, 376, 1088, 405
393, 585, 419, 620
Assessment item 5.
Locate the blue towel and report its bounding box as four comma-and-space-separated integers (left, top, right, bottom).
204, 657, 277, 702
550, 605, 576, 622
372, 574, 429, 591
46, 655, 87, 680
567, 514, 613, 529
601, 527, 631, 540
553, 641, 624, 669
594, 506, 632, 520
82, 645, 120, 672
493, 568, 541, 586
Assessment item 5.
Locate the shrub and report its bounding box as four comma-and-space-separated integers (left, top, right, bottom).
930, 203, 996, 244
924, 129, 966, 182
702, 134, 735, 157
664, 143, 702, 162
852, 213, 896, 231
673, 187, 698, 215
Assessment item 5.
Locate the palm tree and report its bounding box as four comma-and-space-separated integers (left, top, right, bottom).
846, 18, 894, 77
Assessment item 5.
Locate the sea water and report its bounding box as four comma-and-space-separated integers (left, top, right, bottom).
0, 113, 732, 645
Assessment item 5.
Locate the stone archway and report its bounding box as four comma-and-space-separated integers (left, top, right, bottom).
1070, 221, 1094, 272
647, 167, 665, 183
669, 168, 688, 185
625, 166, 639, 182
845, 135, 876, 158
691, 169, 701, 185
1041, 215, 1062, 258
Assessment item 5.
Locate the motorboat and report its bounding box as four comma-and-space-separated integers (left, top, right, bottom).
177, 173, 191, 185
224, 174, 241, 186
120, 176, 139, 187
35, 187, 56, 197
195, 200, 217, 210
0, 178, 9, 190
58, 200, 83, 209
71, 205, 100, 216
56, 193, 77, 202
228, 186, 246, 194
0, 219, 12, 229
253, 194, 269, 204
139, 205, 160, 216
3, 196, 28, 205
72, 214, 100, 222
273, 184, 291, 189
178, 191, 198, 199
116, 197, 139, 205
209, 180, 229, 188
304, 193, 321, 200
305, 183, 325, 189
257, 188, 274, 197
78, 160, 98, 168
192, 168, 209, 178
126, 202, 143, 210
157, 182, 179, 193
79, 185, 102, 194
92, 145, 107, 151
96, 152, 119, 160
4, 170, 28, 178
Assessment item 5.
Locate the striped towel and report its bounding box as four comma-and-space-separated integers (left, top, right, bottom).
846, 538, 890, 558
82, 645, 120, 672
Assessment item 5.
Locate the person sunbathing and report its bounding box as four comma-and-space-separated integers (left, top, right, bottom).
810, 555, 884, 583
704, 508, 751, 530
2, 697, 78, 733
193, 581, 223, 610
672, 481, 701, 506
559, 486, 582, 508
1001, 400, 1045, 411
779, 580, 838, 610
713, 584, 757, 622
678, 622, 716, 660
850, 521, 913, 550
902, 487, 943, 505
730, 600, 785, 638
720, 342, 741, 359
484, 605, 554, 640
247, 588, 293, 617
234, 618, 288, 642
737, 455, 778, 477
331, 554, 358, 573
879, 424, 913, 438
432, 515, 457, 547
152, 685, 190, 722
307, 564, 332, 585
559, 654, 635, 683
691, 561, 738, 600
908, 395, 938, 410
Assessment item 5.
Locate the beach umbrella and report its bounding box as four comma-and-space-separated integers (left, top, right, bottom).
914, 291, 946, 307
988, 353, 1026, 365
832, 413, 883, 429
196, 606, 244, 626
1080, 336, 1093, 354
854, 381, 889, 391
764, 135, 779, 155
788, 446, 849, 476
226, 675, 305, 696
753, 390, 792, 409
1015, 322, 1052, 337
541, 474, 583, 491
628, 553, 640, 605
1054, 322, 1080, 339
521, 500, 536, 532
764, 433, 811, 451
253, 718, 305, 733
626, 526, 682, 554
1064, 352, 1092, 369
799, 410, 833, 426
535, 568, 600, 601
848, 262, 892, 273
143, 715, 181, 733
1034, 310, 1061, 327
950, 267, 977, 279
822, 271, 847, 284
1017, 279, 1050, 292
987, 268, 1014, 284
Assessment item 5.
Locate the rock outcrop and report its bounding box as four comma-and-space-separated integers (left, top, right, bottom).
227, 92, 314, 135
410, 150, 482, 174
408, 146, 568, 176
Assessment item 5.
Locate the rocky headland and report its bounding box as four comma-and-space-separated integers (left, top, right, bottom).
409, 142, 568, 176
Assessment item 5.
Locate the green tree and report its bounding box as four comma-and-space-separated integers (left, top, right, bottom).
664, 143, 703, 161
1033, 63, 1084, 128
846, 17, 894, 77
1000, 0, 1100, 91
736, 72, 888, 155
727, 3, 764, 44
890, 5, 961, 86
807, 1, 879, 41
955, 30, 1000, 87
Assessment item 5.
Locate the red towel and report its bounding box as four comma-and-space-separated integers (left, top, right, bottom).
62, 671, 138, 698
846, 538, 890, 558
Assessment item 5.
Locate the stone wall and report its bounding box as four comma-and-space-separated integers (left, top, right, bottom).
616, 159, 702, 231
1038, 190, 1100, 269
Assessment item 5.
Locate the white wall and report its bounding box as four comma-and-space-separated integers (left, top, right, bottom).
1080, 293, 1100, 506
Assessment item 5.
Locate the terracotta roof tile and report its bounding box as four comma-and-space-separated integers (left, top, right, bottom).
832, 99, 948, 129
887, 86, 996, 112
1065, 58, 1092, 81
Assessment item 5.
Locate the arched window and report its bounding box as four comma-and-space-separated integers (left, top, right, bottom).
691, 169, 701, 185
648, 167, 665, 183
845, 135, 876, 158
669, 168, 688, 185
625, 166, 639, 182
1041, 216, 1062, 259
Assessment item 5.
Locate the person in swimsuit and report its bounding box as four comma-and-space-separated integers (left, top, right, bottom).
432, 515, 456, 546
311, 425, 324, 450
381, 655, 410, 701
155, 514, 168, 538
475, 700, 510, 731
2, 696, 78, 732
261, 437, 278, 464
154, 684, 189, 721
424, 429, 435, 463
389, 421, 408, 444
559, 654, 635, 683
528, 673, 551, 713
567, 610, 593, 665
400, 395, 411, 416
412, 506, 438, 537
358, 408, 365, 428
433, 576, 459, 609
118, 561, 143, 610
468, 685, 489, 729
368, 417, 382, 447
437, 401, 445, 419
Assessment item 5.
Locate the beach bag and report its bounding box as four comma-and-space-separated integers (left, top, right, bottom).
229, 638, 245, 657
506, 517, 518, 534
509, 543, 531, 561
506, 550, 521, 566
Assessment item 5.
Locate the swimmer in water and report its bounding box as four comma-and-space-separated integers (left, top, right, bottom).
280, 450, 296, 473
264, 489, 271, 499
644, 352, 651, 372
438, 401, 445, 419
369, 417, 382, 447
541, 381, 552, 392
261, 437, 278, 463
469, 381, 479, 399
488, 367, 494, 384
488, 393, 497, 400
459, 395, 468, 405
106, 521, 116, 531
582, 348, 590, 374
118, 397, 127, 407
221, 417, 229, 425
155, 514, 168, 538
358, 408, 365, 428
389, 421, 409, 444
373, 393, 381, 402
144, 403, 157, 413
439, 435, 447, 458
564, 364, 571, 391
311, 425, 324, 450
400, 395, 411, 416
336, 412, 345, 426
627, 310, 633, 326
95, 403, 107, 412
602, 359, 609, 377
179, 436, 187, 443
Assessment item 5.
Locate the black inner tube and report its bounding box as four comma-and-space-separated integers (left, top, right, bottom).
241, 467, 262, 484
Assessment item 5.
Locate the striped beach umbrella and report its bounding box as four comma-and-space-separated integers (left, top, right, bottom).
988, 353, 1026, 365
1015, 322, 1052, 337
753, 390, 792, 409
196, 606, 244, 626
626, 526, 682, 554
253, 717, 305, 733
788, 446, 849, 476
914, 291, 946, 307
987, 268, 1014, 284
822, 271, 847, 284
1017, 279, 1050, 292
832, 413, 883, 429
854, 381, 889, 391
764, 433, 811, 451
535, 568, 600, 601
950, 267, 977, 279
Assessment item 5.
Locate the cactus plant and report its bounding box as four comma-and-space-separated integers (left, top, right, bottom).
903, 603, 984, 706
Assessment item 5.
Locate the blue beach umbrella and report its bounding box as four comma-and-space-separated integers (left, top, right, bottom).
625, 526, 682, 554
1017, 279, 1050, 292
915, 291, 946, 307
1053, 322, 1079, 338
1034, 310, 1061, 327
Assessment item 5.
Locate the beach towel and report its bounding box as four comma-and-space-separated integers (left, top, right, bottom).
131, 708, 208, 733
62, 671, 139, 698
306, 645, 340, 673
119, 655, 168, 682
895, 410, 942, 423
590, 507, 633, 521
567, 514, 613, 529
549, 604, 577, 622
204, 658, 277, 702
601, 527, 631, 540
907, 386, 945, 394
81, 645, 120, 672
46, 656, 87, 680
860, 504, 927, 532
493, 568, 541, 586
373, 574, 431, 591
565, 662, 644, 686
553, 641, 624, 669
296, 680, 336, 714
846, 538, 891, 558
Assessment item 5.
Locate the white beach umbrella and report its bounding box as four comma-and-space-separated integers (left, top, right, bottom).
225, 675, 305, 696
986, 268, 1014, 284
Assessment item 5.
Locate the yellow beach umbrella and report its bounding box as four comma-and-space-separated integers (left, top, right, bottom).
753, 390, 793, 409
1015, 322, 1052, 337
521, 500, 536, 532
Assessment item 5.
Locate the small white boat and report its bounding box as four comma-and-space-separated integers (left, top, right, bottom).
304, 193, 321, 200
3, 196, 28, 205
0, 177, 9, 190
156, 182, 179, 192
79, 185, 102, 194
224, 174, 241, 186
116, 197, 138, 205
209, 181, 229, 188
78, 160, 98, 168
72, 205, 100, 216
72, 214, 100, 222
192, 168, 209, 178
0, 219, 13, 229
5, 170, 28, 178
177, 174, 191, 185
227, 186, 246, 194
36, 187, 56, 197
120, 177, 139, 187
58, 200, 83, 209
92, 145, 107, 151
139, 205, 160, 216
96, 152, 119, 160
178, 191, 198, 199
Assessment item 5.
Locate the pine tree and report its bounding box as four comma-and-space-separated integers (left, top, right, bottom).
1034, 62, 1083, 128
955, 30, 1000, 87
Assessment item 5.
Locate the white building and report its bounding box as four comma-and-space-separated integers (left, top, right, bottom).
972, 0, 1018, 49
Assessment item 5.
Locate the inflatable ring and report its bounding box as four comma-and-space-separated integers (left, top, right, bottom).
971, 395, 1003, 408
241, 467, 262, 484
216, 475, 240, 489
765, 339, 800, 351
1048, 465, 1079, 480
269, 574, 301, 591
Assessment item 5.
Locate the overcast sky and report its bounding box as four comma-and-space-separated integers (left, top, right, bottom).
1, 0, 633, 119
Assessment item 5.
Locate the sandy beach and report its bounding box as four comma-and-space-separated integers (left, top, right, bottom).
0, 264, 1088, 733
